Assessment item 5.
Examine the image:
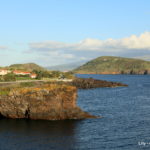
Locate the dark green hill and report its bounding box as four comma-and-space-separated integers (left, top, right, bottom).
8, 63, 45, 71
74, 56, 150, 74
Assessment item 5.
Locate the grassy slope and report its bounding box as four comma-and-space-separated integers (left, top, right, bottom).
74, 56, 150, 74
8, 63, 45, 71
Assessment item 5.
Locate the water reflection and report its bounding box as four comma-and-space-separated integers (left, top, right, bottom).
0, 119, 80, 150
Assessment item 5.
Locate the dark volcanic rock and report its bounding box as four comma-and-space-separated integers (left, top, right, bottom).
0, 84, 96, 120
70, 78, 128, 89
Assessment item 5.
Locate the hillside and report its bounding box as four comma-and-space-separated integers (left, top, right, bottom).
8, 63, 45, 71
74, 56, 150, 74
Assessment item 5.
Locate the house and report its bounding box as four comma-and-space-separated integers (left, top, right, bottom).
30, 74, 37, 78
13, 70, 31, 75
13, 70, 37, 78
0, 69, 11, 75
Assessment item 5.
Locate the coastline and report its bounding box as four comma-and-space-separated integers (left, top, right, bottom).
0, 77, 127, 121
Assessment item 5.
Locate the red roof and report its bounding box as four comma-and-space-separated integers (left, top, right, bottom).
13, 70, 30, 74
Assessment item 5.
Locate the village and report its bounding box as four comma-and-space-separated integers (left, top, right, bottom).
0, 69, 37, 78
0, 68, 74, 82
0, 69, 37, 82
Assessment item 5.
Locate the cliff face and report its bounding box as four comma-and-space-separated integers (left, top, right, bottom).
0, 84, 95, 120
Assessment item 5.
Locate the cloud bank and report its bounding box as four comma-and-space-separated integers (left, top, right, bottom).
29, 32, 150, 53
27, 32, 150, 66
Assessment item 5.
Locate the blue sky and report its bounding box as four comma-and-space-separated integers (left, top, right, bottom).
0, 0, 150, 66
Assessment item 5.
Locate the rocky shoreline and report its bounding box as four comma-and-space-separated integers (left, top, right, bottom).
69, 78, 128, 89
0, 78, 127, 120
77, 71, 150, 75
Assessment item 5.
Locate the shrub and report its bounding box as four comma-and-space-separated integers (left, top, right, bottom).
19, 82, 35, 87
3, 73, 16, 81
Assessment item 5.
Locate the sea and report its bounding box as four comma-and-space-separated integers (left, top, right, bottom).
0, 74, 150, 150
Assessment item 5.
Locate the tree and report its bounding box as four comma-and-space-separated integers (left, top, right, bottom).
32, 70, 51, 79
49, 71, 61, 78
62, 72, 74, 79
3, 73, 16, 81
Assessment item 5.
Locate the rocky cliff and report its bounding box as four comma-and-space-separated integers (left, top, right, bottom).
0, 84, 95, 120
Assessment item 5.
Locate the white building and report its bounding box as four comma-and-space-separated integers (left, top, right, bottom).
0, 69, 10, 75
30, 74, 37, 78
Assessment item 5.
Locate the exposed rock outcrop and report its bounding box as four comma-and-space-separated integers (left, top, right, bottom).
69, 78, 128, 89
0, 84, 96, 120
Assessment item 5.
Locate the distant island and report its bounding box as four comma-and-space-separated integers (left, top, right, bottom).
74, 56, 150, 74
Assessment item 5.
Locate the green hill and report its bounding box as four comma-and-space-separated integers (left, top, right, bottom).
74, 56, 150, 74
8, 63, 45, 71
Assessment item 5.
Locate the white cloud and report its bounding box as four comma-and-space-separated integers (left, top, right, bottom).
77, 32, 150, 51
75, 38, 103, 50
27, 32, 150, 66
120, 32, 150, 49
29, 32, 150, 53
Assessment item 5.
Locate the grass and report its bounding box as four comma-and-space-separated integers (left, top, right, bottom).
0, 87, 11, 96
15, 77, 35, 80
19, 82, 36, 87
0, 81, 76, 96
74, 56, 150, 74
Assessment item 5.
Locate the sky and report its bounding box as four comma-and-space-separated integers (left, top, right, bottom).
0, 0, 150, 66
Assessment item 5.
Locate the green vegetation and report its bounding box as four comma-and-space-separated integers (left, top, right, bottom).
0, 73, 16, 82
0, 82, 75, 96
0, 67, 74, 83
8, 63, 45, 71
15, 76, 33, 80
0, 87, 11, 96
0, 70, 74, 82
74, 56, 150, 74
0, 74, 34, 82
19, 82, 36, 87
62, 71, 74, 79
33, 70, 74, 80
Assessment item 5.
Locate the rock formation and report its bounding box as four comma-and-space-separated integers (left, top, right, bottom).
69, 78, 128, 89
0, 84, 95, 120
0, 77, 128, 120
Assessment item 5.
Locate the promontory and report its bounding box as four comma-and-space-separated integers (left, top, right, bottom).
0, 78, 127, 120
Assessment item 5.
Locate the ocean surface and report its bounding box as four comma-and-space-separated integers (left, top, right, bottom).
0, 75, 150, 150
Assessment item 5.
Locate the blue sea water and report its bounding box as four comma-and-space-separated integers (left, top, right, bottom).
0, 75, 150, 150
